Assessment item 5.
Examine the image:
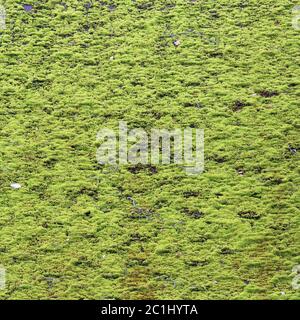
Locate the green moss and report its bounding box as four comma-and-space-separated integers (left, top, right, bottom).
0, 0, 299, 300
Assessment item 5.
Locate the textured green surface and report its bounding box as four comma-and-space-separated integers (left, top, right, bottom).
0, 0, 299, 299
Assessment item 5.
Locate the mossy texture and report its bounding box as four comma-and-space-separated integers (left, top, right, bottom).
0, 0, 299, 299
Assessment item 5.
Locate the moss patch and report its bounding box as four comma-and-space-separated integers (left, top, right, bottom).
0, 0, 299, 299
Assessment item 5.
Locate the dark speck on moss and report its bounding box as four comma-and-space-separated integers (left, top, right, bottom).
257, 90, 279, 98
238, 211, 261, 220
288, 144, 297, 154
232, 100, 249, 112
108, 4, 117, 12
23, 4, 33, 12
84, 2, 92, 10
183, 208, 204, 219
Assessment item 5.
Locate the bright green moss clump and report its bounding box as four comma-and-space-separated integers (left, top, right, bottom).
0, 0, 299, 299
